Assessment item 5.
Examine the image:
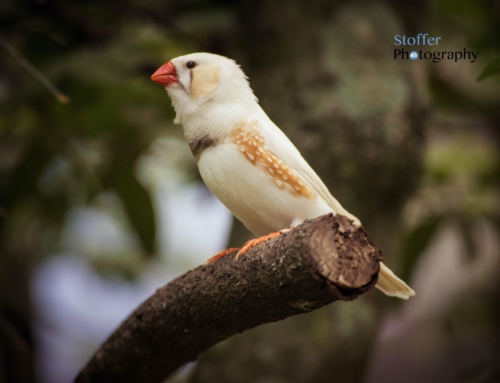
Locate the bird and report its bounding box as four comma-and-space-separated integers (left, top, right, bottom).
151, 52, 415, 300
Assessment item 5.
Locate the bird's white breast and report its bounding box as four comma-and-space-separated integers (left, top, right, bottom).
197, 139, 332, 236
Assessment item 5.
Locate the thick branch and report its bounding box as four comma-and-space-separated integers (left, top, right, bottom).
75, 214, 381, 383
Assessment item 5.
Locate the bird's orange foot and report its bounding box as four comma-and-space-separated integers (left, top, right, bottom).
235, 231, 283, 260
205, 248, 240, 265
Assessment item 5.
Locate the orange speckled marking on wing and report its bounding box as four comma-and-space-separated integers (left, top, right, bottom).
231, 120, 315, 199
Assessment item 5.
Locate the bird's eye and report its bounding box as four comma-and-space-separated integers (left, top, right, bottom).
186, 61, 196, 69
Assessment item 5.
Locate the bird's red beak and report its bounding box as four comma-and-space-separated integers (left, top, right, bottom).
151, 61, 178, 86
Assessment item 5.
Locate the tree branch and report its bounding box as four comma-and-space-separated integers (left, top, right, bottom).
75, 214, 381, 383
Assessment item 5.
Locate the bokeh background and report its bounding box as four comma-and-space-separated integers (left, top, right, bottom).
1, 1, 500, 382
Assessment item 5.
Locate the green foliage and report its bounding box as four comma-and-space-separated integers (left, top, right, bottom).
401, 215, 442, 280
425, 135, 498, 183
0, 19, 188, 262
477, 55, 500, 82
105, 160, 156, 255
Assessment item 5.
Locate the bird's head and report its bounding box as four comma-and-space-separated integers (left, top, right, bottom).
151, 52, 256, 123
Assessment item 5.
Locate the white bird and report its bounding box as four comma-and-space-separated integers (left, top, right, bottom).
151, 52, 415, 300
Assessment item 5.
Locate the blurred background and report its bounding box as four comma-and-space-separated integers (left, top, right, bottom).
1, 0, 500, 382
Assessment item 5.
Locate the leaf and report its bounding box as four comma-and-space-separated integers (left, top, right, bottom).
107, 161, 156, 256
477, 55, 500, 82
400, 216, 442, 280
457, 218, 477, 261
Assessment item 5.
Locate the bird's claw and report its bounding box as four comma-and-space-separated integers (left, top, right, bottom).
204, 248, 240, 265
234, 231, 283, 260
205, 229, 289, 264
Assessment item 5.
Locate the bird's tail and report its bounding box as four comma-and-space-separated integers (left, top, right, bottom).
376, 262, 415, 300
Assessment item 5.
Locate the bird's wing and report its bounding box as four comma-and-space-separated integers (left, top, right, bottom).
261, 120, 361, 226
244, 119, 416, 300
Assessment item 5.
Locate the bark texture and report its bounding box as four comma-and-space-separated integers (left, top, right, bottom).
75, 214, 381, 383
